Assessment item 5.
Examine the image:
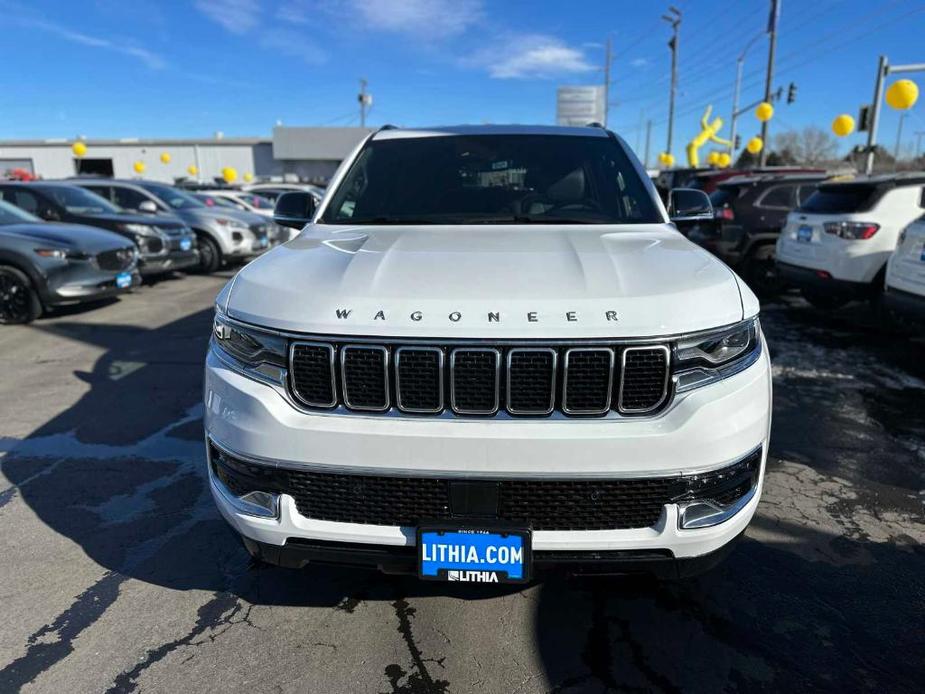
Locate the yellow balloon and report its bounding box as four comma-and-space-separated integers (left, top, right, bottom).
222, 167, 238, 183
707, 151, 720, 165
755, 102, 774, 122
659, 152, 675, 167
187, 164, 199, 176
832, 114, 855, 137
885, 79, 919, 110
243, 172, 254, 182
72, 141, 87, 158
717, 152, 731, 168
133, 161, 146, 175
160, 152, 171, 164
746, 137, 763, 154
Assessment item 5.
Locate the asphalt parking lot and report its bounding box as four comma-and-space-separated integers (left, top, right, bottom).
0, 273, 923, 693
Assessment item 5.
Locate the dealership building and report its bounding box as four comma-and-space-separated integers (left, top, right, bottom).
0, 126, 373, 184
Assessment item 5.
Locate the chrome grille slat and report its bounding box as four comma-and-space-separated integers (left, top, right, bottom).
450, 348, 500, 415
289, 342, 337, 408
395, 346, 444, 414
618, 346, 670, 413
506, 348, 557, 415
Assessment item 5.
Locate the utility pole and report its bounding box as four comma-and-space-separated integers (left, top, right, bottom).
662, 7, 682, 157
603, 37, 612, 127
729, 33, 764, 157
863, 56, 925, 173
358, 78, 372, 128
644, 119, 653, 169
759, 0, 780, 167
893, 112, 907, 166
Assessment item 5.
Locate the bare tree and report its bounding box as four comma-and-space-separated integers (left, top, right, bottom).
772, 127, 838, 165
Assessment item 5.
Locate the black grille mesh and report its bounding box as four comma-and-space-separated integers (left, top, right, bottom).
290, 344, 335, 406
397, 349, 442, 412
288, 341, 671, 416
342, 347, 388, 409
620, 348, 669, 412
451, 350, 498, 413
564, 349, 613, 413
96, 248, 135, 271
507, 350, 555, 413
210, 444, 760, 531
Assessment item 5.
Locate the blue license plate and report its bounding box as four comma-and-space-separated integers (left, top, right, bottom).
797, 225, 813, 243
920, 247, 925, 262
116, 272, 133, 289
257, 237, 269, 248
180, 237, 192, 251
418, 528, 530, 583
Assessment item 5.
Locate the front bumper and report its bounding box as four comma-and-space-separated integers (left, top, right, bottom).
203, 339, 772, 572
138, 249, 200, 275
44, 268, 142, 306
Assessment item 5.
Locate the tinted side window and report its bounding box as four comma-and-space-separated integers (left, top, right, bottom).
797, 185, 818, 206
0, 189, 43, 215
800, 184, 878, 213
757, 185, 795, 209
81, 185, 113, 203
112, 186, 152, 211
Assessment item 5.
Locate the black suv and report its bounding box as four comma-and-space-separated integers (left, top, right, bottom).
0, 182, 198, 276
687, 173, 828, 294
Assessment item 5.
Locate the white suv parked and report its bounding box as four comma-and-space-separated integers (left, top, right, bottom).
776, 174, 925, 309
885, 212, 925, 323
204, 125, 771, 583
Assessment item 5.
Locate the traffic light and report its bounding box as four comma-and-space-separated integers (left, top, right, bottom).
787, 82, 797, 104
734, 134, 741, 150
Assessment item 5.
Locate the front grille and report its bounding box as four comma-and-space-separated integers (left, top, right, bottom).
341, 345, 388, 410
619, 347, 670, 412
96, 248, 135, 271
210, 444, 762, 531
287, 339, 672, 418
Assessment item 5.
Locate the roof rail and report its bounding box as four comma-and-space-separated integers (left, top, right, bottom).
376, 124, 397, 132
586, 122, 605, 129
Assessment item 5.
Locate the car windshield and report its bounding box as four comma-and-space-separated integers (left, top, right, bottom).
0, 199, 40, 224
799, 184, 878, 213
44, 185, 120, 214
197, 194, 239, 209
139, 182, 205, 210
321, 134, 661, 225
240, 194, 274, 209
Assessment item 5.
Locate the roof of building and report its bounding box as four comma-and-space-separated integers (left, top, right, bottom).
272, 126, 374, 160
0, 137, 270, 147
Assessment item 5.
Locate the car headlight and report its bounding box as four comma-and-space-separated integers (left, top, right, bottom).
212, 309, 287, 384
120, 223, 158, 235
673, 318, 761, 393
34, 248, 88, 261
216, 217, 249, 230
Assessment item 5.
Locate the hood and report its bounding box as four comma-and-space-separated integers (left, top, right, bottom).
224, 224, 746, 338
0, 223, 134, 253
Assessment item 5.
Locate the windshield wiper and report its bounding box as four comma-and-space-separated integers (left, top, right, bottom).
468, 215, 597, 225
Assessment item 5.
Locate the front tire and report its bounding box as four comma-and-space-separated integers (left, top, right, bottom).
196, 235, 222, 274
0, 266, 42, 325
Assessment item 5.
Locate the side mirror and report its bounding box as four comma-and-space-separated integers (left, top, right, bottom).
138, 200, 158, 214
667, 188, 713, 222
274, 191, 316, 230
41, 207, 61, 221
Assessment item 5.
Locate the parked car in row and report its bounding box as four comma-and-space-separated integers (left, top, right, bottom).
776, 173, 925, 309
0, 182, 198, 277
688, 173, 827, 295
0, 200, 139, 324
197, 190, 277, 219
241, 183, 324, 204
884, 213, 925, 324
71, 179, 274, 273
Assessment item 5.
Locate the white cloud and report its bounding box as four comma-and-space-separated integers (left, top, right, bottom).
630, 57, 649, 68
467, 34, 596, 80
15, 17, 165, 69
259, 29, 328, 64
344, 0, 483, 38
194, 0, 261, 34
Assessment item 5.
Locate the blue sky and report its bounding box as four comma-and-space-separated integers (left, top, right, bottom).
1, 0, 924, 160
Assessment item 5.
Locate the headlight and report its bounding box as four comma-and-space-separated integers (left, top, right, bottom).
216, 217, 248, 230
120, 223, 157, 235
34, 248, 89, 261
212, 309, 287, 384
673, 318, 761, 393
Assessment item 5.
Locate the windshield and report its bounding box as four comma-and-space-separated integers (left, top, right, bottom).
197, 194, 240, 209
239, 194, 274, 209
139, 182, 205, 210
799, 184, 878, 213
44, 185, 120, 214
0, 199, 40, 224
321, 134, 660, 225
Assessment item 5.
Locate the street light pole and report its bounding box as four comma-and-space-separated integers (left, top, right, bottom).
603, 36, 612, 128
893, 112, 907, 166
863, 58, 925, 173
644, 119, 653, 168
729, 33, 764, 157
662, 7, 682, 157
759, 0, 780, 167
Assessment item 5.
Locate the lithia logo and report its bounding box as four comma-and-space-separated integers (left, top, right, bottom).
334, 309, 619, 323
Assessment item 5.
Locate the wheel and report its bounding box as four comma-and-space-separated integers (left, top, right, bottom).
801, 288, 848, 311
0, 266, 42, 324
741, 244, 782, 298
196, 235, 222, 274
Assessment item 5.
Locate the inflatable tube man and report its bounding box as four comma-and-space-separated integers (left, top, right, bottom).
687, 106, 732, 167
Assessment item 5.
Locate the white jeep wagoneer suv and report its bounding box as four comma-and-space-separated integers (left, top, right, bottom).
204, 125, 771, 583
